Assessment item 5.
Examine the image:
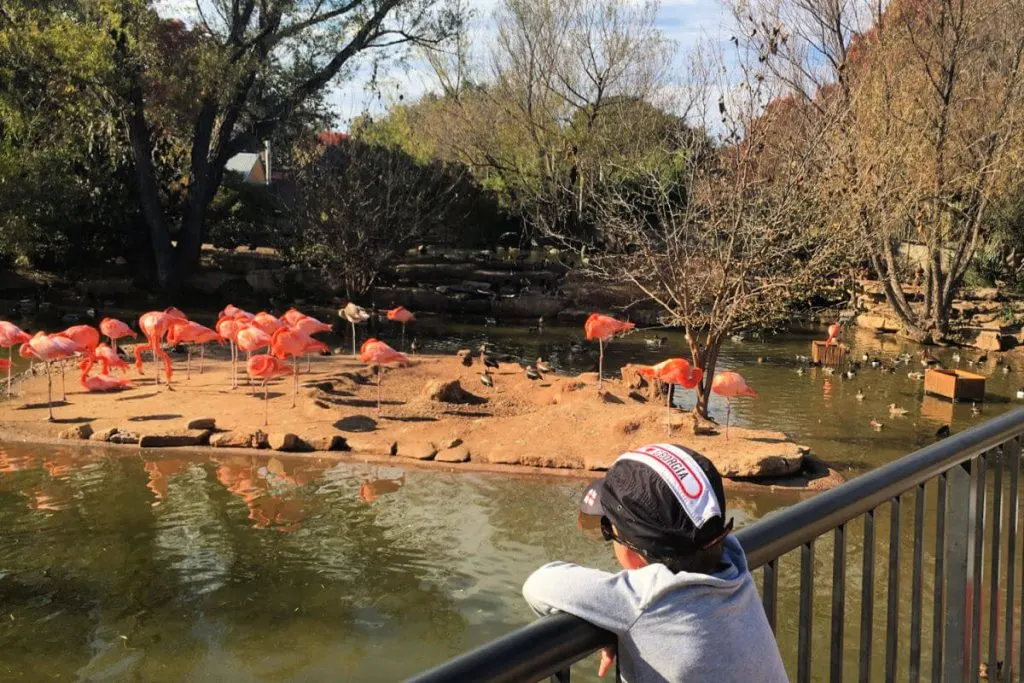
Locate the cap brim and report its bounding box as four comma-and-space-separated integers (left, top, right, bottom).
579, 479, 605, 516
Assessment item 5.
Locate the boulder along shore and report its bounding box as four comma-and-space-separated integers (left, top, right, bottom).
0, 351, 843, 491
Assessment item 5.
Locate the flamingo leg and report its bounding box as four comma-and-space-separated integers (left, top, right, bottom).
306, 353, 311, 373
263, 379, 269, 426
292, 359, 298, 408
152, 338, 160, 386
377, 366, 382, 411
401, 323, 405, 351
725, 400, 731, 440
598, 339, 604, 385
200, 344, 205, 374
60, 362, 66, 401
6, 345, 11, 397
666, 383, 672, 435
46, 361, 54, 422
186, 345, 192, 380
230, 341, 237, 389
351, 322, 357, 355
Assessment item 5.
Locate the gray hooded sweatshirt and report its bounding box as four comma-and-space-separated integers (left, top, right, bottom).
522, 536, 788, 683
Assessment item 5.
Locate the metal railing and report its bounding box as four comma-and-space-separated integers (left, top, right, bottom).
409, 407, 1024, 683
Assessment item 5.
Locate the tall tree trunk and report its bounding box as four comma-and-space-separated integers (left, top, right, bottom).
689, 332, 722, 420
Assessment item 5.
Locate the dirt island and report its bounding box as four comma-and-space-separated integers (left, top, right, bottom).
0, 350, 843, 492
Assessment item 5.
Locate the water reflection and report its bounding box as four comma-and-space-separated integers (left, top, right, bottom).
358, 469, 407, 504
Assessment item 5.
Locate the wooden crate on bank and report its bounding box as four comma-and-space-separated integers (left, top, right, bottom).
924, 368, 986, 402
811, 341, 847, 367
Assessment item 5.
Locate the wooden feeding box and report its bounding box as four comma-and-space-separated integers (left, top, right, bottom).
811, 341, 847, 367
924, 368, 986, 402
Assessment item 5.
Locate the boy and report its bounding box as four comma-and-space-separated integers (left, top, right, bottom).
523, 443, 788, 682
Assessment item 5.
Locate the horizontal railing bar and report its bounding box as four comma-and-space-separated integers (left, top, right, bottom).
741, 409, 1024, 570
407, 614, 614, 683
407, 410, 1024, 683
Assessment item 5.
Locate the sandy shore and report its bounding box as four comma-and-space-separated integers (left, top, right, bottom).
0, 350, 843, 491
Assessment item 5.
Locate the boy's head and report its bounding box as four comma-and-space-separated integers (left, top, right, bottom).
579, 443, 733, 573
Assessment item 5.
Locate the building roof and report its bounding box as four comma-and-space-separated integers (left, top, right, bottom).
226, 152, 263, 176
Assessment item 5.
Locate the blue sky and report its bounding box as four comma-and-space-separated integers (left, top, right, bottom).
156, 0, 732, 129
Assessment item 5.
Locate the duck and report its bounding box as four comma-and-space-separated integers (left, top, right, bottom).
730, 334, 744, 343
823, 366, 835, 376
856, 389, 865, 401
1003, 365, 1012, 375
936, 424, 951, 439
952, 352, 962, 365
861, 352, 870, 362
461, 353, 473, 367
525, 366, 542, 381
908, 371, 925, 380
920, 351, 940, 367
1017, 388, 1024, 400
844, 370, 857, 380
536, 358, 553, 373
644, 336, 668, 348
977, 353, 989, 365
870, 418, 884, 431
888, 403, 909, 417
480, 370, 494, 388
870, 358, 882, 369
484, 317, 498, 327
756, 356, 766, 364
410, 340, 418, 355
971, 402, 982, 416
796, 367, 806, 376
795, 354, 810, 363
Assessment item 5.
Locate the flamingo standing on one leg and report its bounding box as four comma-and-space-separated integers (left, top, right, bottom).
584, 314, 635, 385
167, 321, 221, 379
25, 332, 80, 421
236, 326, 272, 393
99, 317, 136, 357
637, 358, 704, 434
359, 338, 410, 411
291, 314, 332, 373
251, 311, 286, 337
246, 354, 293, 426
271, 327, 328, 407
711, 371, 757, 440
825, 321, 842, 346
386, 307, 416, 351
0, 321, 30, 397
340, 303, 371, 355
216, 315, 247, 389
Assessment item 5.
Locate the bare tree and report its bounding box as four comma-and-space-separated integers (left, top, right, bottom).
555, 45, 846, 418
742, 0, 1024, 342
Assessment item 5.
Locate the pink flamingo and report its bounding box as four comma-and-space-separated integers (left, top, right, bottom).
271, 327, 328, 407
167, 321, 221, 379
217, 315, 247, 388
711, 371, 757, 439
251, 311, 285, 336
0, 321, 30, 397
220, 304, 254, 322
637, 358, 704, 433
825, 322, 842, 346
584, 313, 635, 384
98, 317, 136, 356
81, 343, 130, 376
291, 314, 332, 372
247, 354, 294, 425
134, 310, 186, 387
281, 308, 307, 327
26, 332, 80, 421
360, 338, 410, 410
386, 306, 416, 350
80, 366, 131, 392
236, 326, 272, 392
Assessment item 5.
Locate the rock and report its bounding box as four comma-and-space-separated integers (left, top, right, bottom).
421, 379, 474, 404
139, 429, 212, 448
109, 431, 140, 445
493, 294, 569, 319
59, 424, 94, 440
89, 426, 119, 442
245, 268, 282, 294
399, 441, 437, 460
440, 437, 463, 449
856, 314, 899, 332
620, 364, 665, 400
972, 330, 1015, 352
389, 441, 399, 456
436, 445, 471, 463
710, 441, 803, 478
967, 287, 1001, 302
210, 431, 260, 448
268, 433, 299, 451
186, 417, 216, 430
297, 435, 348, 451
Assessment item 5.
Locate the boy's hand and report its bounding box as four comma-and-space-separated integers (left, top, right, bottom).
598, 646, 616, 678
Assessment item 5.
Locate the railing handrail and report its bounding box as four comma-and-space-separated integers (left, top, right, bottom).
408, 407, 1024, 683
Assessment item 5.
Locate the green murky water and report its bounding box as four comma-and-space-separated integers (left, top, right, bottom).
2, 320, 1022, 681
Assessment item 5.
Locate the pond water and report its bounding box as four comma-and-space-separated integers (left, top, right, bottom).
1, 319, 1022, 681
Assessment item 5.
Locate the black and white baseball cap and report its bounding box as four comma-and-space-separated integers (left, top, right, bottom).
578, 443, 733, 557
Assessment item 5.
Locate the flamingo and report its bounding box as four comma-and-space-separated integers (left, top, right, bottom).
0, 358, 7, 372
236, 326, 272, 392
711, 371, 757, 439
83, 343, 131, 375
26, 332, 80, 421
340, 303, 371, 355
0, 321, 30, 397
281, 308, 307, 327
251, 311, 285, 336
80, 367, 131, 392
271, 327, 328, 407
584, 314, 635, 384
98, 317, 136, 356
291, 313, 333, 372
134, 309, 186, 387
167, 321, 221, 379
359, 338, 409, 410
217, 315, 248, 388
386, 306, 416, 350
637, 358, 704, 434
246, 354, 294, 425
825, 322, 842, 346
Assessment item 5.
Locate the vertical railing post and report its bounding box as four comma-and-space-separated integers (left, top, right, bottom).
944, 459, 981, 683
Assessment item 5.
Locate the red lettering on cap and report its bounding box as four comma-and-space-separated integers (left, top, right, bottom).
631, 445, 705, 499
